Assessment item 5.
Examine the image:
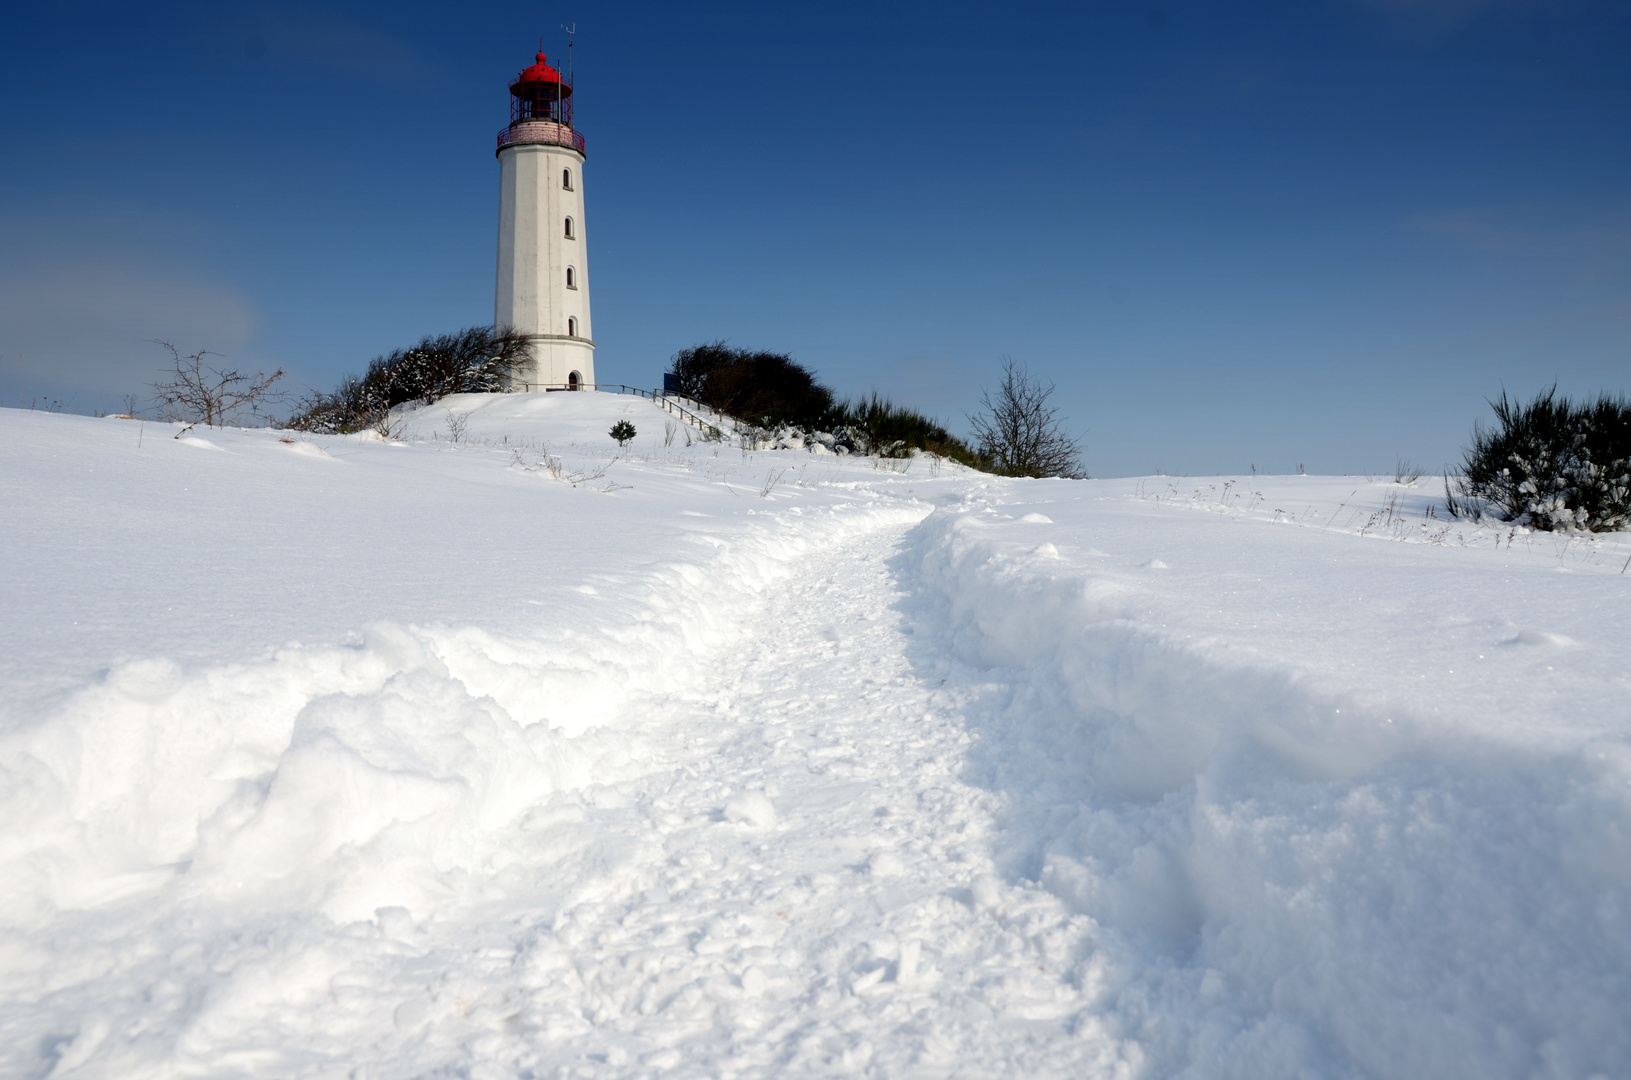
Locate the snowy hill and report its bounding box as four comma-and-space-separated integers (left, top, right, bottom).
2, 395, 1628, 1079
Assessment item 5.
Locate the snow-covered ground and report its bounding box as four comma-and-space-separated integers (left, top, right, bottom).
2, 393, 1627, 1079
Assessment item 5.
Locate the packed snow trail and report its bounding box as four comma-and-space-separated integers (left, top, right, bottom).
332, 519, 1134, 1078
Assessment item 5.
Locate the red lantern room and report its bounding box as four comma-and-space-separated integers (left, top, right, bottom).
497, 50, 586, 156
511, 52, 571, 125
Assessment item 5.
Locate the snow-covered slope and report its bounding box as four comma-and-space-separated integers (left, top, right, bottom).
1, 396, 1627, 1079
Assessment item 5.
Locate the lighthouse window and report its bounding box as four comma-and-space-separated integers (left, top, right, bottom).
566, 266, 577, 289
564, 216, 574, 239
568, 317, 578, 337
563, 168, 573, 190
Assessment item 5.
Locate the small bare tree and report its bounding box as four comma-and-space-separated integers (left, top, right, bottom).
967, 358, 1085, 478
150, 342, 286, 430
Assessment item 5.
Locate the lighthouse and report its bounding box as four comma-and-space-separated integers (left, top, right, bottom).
495, 47, 594, 390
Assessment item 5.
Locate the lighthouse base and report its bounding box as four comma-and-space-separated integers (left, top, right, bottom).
514, 335, 597, 391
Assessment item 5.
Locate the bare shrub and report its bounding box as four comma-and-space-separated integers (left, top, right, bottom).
150, 342, 286, 430
967, 358, 1085, 478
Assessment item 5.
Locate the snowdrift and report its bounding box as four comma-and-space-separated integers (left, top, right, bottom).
906, 488, 1631, 1079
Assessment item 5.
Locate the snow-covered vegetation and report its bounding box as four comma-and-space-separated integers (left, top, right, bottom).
1449, 388, 1631, 532
666, 342, 982, 467
287, 326, 534, 435
2, 393, 1627, 1078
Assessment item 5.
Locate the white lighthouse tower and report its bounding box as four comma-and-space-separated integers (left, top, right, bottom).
495, 47, 594, 390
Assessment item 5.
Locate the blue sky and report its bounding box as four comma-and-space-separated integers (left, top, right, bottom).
2, 0, 1627, 476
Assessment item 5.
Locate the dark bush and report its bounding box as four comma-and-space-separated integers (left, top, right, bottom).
837, 393, 981, 466
667, 342, 838, 431
1450, 388, 1631, 531
666, 342, 981, 465
290, 326, 534, 433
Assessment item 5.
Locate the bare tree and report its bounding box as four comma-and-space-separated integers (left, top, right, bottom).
967, 358, 1085, 478
150, 342, 287, 430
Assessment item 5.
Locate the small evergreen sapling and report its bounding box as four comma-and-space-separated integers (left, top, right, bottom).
610, 420, 637, 448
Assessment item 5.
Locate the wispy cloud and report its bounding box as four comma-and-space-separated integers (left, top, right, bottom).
1343, 0, 1528, 36
0, 262, 257, 397
0, 202, 266, 404
217, 1, 441, 83
1407, 201, 1631, 277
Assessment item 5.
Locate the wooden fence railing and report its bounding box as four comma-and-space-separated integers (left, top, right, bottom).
516, 383, 738, 436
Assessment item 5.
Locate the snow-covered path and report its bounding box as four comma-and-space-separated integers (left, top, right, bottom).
355, 518, 1127, 1078
4, 398, 1629, 1079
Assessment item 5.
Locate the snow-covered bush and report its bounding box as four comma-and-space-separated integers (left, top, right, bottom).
838, 392, 980, 466
290, 327, 534, 434
1449, 388, 1631, 531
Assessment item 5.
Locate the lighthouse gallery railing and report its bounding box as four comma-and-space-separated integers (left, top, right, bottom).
497, 121, 586, 155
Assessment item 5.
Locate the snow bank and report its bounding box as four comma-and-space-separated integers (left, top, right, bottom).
1, 498, 917, 930
905, 492, 1631, 1079
0, 404, 928, 952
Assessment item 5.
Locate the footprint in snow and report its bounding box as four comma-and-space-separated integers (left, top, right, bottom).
867, 851, 906, 878
723, 792, 777, 829
1505, 629, 1575, 648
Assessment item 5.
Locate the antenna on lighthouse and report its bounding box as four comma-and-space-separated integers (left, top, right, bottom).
562, 22, 575, 89
559, 22, 576, 127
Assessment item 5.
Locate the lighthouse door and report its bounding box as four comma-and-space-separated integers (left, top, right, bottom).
568, 370, 581, 390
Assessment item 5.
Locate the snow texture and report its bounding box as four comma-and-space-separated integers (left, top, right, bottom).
1, 396, 1628, 1079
